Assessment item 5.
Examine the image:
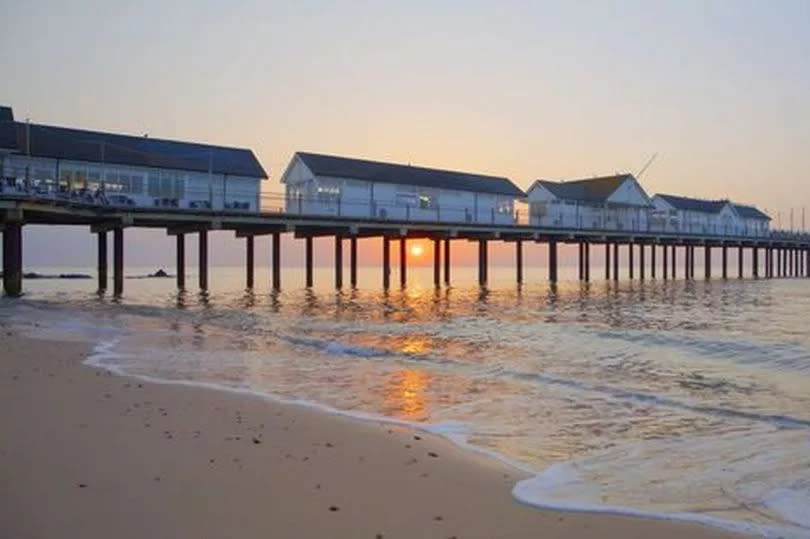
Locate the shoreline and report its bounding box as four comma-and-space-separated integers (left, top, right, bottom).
1, 329, 746, 538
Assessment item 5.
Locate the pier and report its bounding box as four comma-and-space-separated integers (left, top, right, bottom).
2, 194, 809, 297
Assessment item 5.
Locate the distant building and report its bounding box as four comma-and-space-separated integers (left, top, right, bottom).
0, 105, 267, 210
732, 203, 771, 237
281, 152, 525, 224
526, 174, 652, 230
651, 194, 770, 237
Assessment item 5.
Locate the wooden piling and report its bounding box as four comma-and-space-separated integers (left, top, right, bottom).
399, 238, 407, 287
97, 231, 108, 292
305, 237, 313, 288
443, 239, 451, 286
272, 232, 281, 290
478, 239, 488, 286
383, 237, 391, 289
176, 234, 185, 290
2, 222, 23, 297
350, 236, 358, 288
705, 245, 711, 279
334, 236, 343, 289
516, 240, 523, 284
434, 239, 441, 287
246, 235, 254, 289
114, 227, 125, 295
198, 229, 207, 291
549, 240, 558, 283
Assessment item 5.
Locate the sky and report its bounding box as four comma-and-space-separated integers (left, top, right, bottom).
2, 0, 810, 268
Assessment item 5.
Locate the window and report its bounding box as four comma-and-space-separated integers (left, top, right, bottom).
395, 193, 417, 207
496, 198, 513, 214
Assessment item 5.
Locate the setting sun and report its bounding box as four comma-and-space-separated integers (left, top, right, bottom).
410, 244, 424, 257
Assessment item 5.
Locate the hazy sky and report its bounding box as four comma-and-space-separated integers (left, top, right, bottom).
3, 0, 809, 267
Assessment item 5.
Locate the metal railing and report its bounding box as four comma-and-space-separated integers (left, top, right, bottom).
2, 182, 809, 243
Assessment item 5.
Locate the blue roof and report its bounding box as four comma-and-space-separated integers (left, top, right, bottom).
295, 152, 525, 197
656, 194, 729, 214
0, 106, 267, 178
733, 203, 771, 221
535, 174, 640, 204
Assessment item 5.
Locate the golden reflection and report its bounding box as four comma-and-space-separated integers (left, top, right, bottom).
383, 369, 430, 420
398, 335, 431, 355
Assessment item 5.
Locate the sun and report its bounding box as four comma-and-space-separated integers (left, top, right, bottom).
410, 244, 424, 257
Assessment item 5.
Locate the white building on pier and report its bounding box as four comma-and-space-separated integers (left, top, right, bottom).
526, 174, 652, 231
0, 105, 267, 210
651, 194, 771, 237
281, 152, 525, 224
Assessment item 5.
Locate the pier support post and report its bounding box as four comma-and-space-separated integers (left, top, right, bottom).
738, 246, 744, 279
776, 247, 782, 277
97, 231, 108, 292
782, 248, 787, 277
443, 239, 451, 286
2, 222, 23, 297
335, 236, 343, 289
690, 246, 696, 279
305, 237, 313, 288
722, 245, 728, 280
114, 227, 125, 295
272, 232, 281, 290
613, 243, 619, 281
753, 247, 759, 278
176, 234, 185, 290
245, 235, 254, 289
663, 244, 669, 280
478, 239, 488, 286
578, 242, 584, 281
516, 240, 523, 284
804, 249, 810, 277
651, 243, 656, 279
683, 245, 692, 281
399, 239, 407, 287
629, 242, 634, 280
198, 229, 208, 291
605, 243, 611, 280
434, 239, 441, 287
792, 249, 796, 277
549, 240, 558, 283
350, 236, 358, 288
671, 245, 676, 279
383, 237, 391, 289
701, 245, 708, 279
584, 242, 590, 282
639, 244, 645, 281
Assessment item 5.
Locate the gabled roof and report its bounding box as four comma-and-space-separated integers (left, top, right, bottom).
733, 203, 771, 221
655, 194, 730, 214
0, 106, 267, 178
294, 152, 524, 197
530, 174, 638, 204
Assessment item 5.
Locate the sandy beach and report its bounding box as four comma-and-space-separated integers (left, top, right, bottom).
0, 330, 745, 539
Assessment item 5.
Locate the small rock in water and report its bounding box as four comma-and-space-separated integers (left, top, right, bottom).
77, 483, 87, 488
428, 452, 439, 458
252, 437, 261, 444
329, 506, 339, 512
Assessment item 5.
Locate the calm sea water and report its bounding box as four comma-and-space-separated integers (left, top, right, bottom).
3, 264, 810, 537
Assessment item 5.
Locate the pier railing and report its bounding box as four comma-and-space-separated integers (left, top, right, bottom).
1, 186, 809, 243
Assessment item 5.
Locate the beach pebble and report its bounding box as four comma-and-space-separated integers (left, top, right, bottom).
329, 506, 339, 512
77, 483, 87, 488
428, 452, 439, 458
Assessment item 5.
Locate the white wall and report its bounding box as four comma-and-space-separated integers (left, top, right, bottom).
282, 159, 516, 224
528, 180, 650, 231
1, 154, 261, 211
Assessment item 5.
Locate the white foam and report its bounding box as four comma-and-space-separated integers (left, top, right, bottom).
513, 466, 807, 539
764, 488, 810, 529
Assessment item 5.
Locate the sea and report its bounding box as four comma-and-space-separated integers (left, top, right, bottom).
2, 263, 810, 538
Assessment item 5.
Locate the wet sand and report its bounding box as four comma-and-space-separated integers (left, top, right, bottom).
0, 331, 745, 539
